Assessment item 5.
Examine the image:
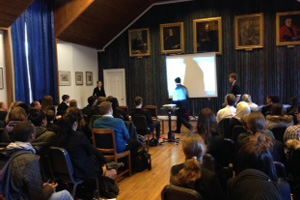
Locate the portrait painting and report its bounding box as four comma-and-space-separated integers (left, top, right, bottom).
128, 28, 151, 57
193, 17, 222, 55
86, 71, 93, 85
0, 68, 3, 89
235, 13, 264, 50
75, 71, 83, 85
160, 22, 184, 54
276, 11, 300, 46
59, 71, 71, 86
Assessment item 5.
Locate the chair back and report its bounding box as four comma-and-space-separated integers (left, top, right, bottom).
203, 153, 215, 172
49, 147, 75, 183
273, 161, 287, 179
132, 115, 149, 135
161, 185, 203, 200
145, 105, 158, 119
92, 129, 117, 156
232, 125, 246, 142
88, 115, 102, 129
271, 127, 287, 142
221, 138, 235, 167
287, 149, 300, 179
218, 118, 232, 138
119, 106, 129, 115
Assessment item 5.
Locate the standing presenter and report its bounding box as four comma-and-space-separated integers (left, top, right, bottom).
93, 80, 106, 97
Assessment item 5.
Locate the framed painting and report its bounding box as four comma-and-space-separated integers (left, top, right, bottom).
235, 13, 264, 50
0, 68, 3, 89
160, 22, 184, 54
75, 71, 83, 85
59, 71, 71, 86
276, 11, 300, 46
128, 28, 151, 57
193, 17, 222, 55
86, 71, 93, 86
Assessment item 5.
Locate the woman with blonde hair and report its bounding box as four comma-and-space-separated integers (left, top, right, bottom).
170, 134, 225, 200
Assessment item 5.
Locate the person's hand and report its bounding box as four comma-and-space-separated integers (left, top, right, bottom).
43, 182, 58, 191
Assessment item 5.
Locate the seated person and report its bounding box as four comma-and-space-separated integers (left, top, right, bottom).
229, 133, 290, 200
3, 121, 72, 200
216, 94, 236, 123
29, 110, 57, 154
1, 107, 27, 143
45, 110, 60, 135
286, 96, 298, 115
0, 101, 8, 122
229, 101, 251, 131
109, 97, 129, 121
41, 95, 56, 114
242, 94, 259, 112
283, 105, 300, 142
261, 95, 280, 116
266, 104, 293, 130
57, 95, 70, 116
170, 134, 226, 200
93, 101, 140, 169
82, 96, 100, 124
130, 96, 160, 140
69, 99, 78, 108
30, 101, 42, 111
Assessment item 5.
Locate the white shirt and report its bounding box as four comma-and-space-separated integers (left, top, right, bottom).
216, 105, 236, 123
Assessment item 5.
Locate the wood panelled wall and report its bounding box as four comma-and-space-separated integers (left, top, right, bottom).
98, 0, 300, 115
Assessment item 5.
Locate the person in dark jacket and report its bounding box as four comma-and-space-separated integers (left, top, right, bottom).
3, 121, 72, 200
93, 81, 106, 97
82, 96, 99, 124
170, 134, 226, 200
109, 97, 129, 121
57, 95, 70, 116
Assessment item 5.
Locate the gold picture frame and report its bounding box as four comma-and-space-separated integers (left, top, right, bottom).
193, 17, 222, 55
276, 11, 300, 46
160, 22, 184, 54
235, 13, 264, 50
128, 28, 151, 57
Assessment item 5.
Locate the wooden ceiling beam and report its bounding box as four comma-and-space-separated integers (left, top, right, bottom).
54, 0, 95, 37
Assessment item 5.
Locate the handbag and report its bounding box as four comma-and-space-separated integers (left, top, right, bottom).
98, 176, 119, 199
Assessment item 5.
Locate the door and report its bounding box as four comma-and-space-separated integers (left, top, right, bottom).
103, 69, 127, 106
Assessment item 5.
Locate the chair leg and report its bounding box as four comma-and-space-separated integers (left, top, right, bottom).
72, 183, 79, 198
128, 152, 131, 176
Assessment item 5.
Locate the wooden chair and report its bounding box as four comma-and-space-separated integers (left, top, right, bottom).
161, 185, 203, 200
92, 128, 131, 177
145, 105, 158, 120
119, 106, 129, 115
132, 115, 150, 136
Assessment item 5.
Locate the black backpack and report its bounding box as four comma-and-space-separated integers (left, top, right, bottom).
134, 150, 152, 172
0, 150, 30, 199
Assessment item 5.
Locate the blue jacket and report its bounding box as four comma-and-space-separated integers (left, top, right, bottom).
93, 116, 130, 153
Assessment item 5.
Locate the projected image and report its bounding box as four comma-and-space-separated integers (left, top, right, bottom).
166, 53, 218, 98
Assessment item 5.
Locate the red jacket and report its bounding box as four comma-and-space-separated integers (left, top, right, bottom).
280, 25, 300, 41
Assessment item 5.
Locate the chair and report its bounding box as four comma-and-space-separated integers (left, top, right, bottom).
145, 105, 158, 120
203, 153, 215, 172
161, 185, 203, 200
271, 127, 287, 142
48, 147, 83, 198
221, 138, 235, 167
132, 115, 151, 136
92, 129, 131, 177
119, 106, 129, 115
218, 118, 232, 139
232, 125, 246, 143
273, 161, 287, 179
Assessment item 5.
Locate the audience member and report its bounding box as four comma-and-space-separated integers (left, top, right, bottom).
242, 94, 259, 112
57, 95, 70, 116
2, 121, 72, 200
96, 97, 107, 106
110, 97, 129, 121
261, 95, 280, 116
228, 73, 241, 104
82, 96, 99, 124
93, 102, 140, 169
45, 110, 60, 135
283, 105, 300, 142
41, 95, 55, 113
0, 101, 8, 122
131, 96, 160, 140
230, 101, 251, 130
170, 134, 226, 200
29, 110, 57, 153
238, 113, 275, 146
216, 94, 236, 123
30, 101, 42, 111
1, 107, 27, 143
266, 104, 293, 130
230, 133, 291, 200
287, 96, 298, 115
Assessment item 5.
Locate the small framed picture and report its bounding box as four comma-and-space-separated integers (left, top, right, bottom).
86, 71, 93, 85
235, 13, 264, 50
193, 17, 222, 55
160, 22, 184, 54
0, 68, 3, 89
128, 28, 151, 57
59, 71, 71, 86
276, 11, 300, 46
75, 71, 83, 85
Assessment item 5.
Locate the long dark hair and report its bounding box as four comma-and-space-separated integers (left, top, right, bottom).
59, 114, 78, 147
197, 108, 218, 144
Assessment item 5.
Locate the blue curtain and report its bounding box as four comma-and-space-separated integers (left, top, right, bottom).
12, 0, 58, 104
